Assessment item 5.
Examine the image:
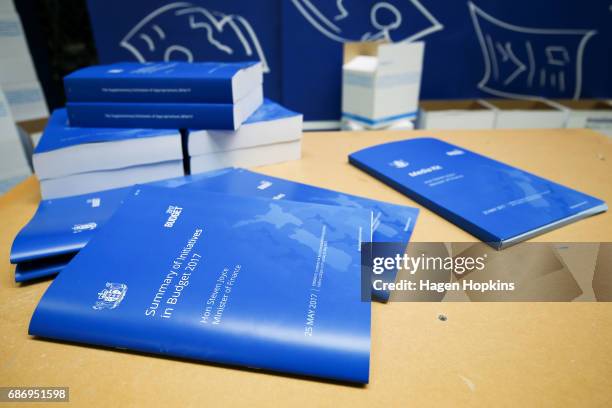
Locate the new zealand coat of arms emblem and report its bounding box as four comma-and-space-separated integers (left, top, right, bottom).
93, 282, 128, 310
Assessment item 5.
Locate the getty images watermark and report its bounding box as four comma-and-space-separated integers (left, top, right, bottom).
361, 242, 612, 302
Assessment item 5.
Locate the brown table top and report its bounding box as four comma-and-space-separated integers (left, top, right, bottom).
1, 129, 610, 407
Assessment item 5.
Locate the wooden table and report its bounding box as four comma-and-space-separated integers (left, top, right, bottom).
1, 129, 611, 407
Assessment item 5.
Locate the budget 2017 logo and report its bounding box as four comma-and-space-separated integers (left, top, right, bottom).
93, 282, 127, 310
164, 205, 183, 228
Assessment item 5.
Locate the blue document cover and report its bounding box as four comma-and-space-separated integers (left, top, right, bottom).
29, 186, 371, 383
35, 109, 179, 154
64, 62, 261, 103
349, 137, 607, 248
67, 101, 243, 130
10, 173, 227, 267
186, 99, 303, 159
243, 98, 299, 124
15, 254, 74, 283
176, 168, 419, 301
10, 187, 134, 264
181, 168, 418, 245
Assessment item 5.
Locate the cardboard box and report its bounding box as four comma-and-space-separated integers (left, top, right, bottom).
486, 99, 567, 129
342, 41, 424, 129
555, 99, 612, 136
417, 100, 496, 129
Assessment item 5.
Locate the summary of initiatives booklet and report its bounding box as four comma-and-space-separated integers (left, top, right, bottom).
29, 186, 371, 383
349, 137, 607, 249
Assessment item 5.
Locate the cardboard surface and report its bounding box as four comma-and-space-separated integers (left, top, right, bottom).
1, 129, 611, 407
418, 100, 496, 130
486, 100, 567, 129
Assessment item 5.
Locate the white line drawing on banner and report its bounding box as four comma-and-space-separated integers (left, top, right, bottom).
120, 2, 270, 73
179, 11, 233, 54
334, 0, 349, 21
469, 2, 596, 99
525, 41, 535, 87
500, 43, 525, 86
164, 44, 193, 62
362, 2, 403, 41
545, 46, 570, 66
291, 0, 443, 43
138, 33, 155, 51
485, 35, 498, 80
152, 24, 165, 39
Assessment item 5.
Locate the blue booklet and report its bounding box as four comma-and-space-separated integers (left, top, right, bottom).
181, 168, 418, 246
11, 173, 227, 267
349, 137, 607, 248
66, 88, 263, 130
176, 168, 419, 301
243, 98, 301, 124
64, 62, 262, 104
29, 186, 371, 383
10, 187, 134, 264
15, 254, 74, 283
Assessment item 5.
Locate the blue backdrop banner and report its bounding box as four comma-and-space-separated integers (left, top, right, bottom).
86, 0, 612, 123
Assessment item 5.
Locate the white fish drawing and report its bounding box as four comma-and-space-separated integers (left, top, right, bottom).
291, 0, 443, 43
120, 2, 270, 73
469, 2, 596, 99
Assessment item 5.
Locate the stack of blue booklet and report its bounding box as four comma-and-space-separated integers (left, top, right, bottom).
10, 172, 226, 282
34, 109, 184, 199
187, 99, 303, 174
32, 62, 303, 197
10, 187, 133, 282
29, 185, 372, 383
65, 62, 263, 130
349, 137, 607, 248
